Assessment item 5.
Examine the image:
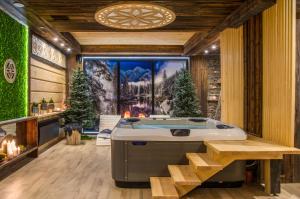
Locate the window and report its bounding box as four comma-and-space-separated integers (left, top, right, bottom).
83, 57, 188, 117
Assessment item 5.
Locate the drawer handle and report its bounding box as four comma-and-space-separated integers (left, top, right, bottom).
131, 141, 147, 146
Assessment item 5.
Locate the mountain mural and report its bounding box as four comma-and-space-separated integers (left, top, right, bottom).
120, 66, 151, 82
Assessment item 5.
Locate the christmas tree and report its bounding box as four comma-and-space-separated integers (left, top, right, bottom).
64, 68, 96, 129
172, 70, 202, 117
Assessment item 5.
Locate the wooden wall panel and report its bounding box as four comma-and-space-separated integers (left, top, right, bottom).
31, 79, 66, 93
292, 17, 300, 182
190, 56, 208, 116
262, 0, 296, 147
243, 13, 263, 137
220, 27, 244, 128
30, 58, 66, 109
31, 66, 66, 84
30, 92, 64, 103
31, 58, 65, 75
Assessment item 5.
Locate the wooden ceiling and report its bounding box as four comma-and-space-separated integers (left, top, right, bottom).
19, 0, 245, 32
1, 0, 276, 55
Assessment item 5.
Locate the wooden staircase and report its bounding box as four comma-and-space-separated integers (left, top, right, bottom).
150, 138, 300, 198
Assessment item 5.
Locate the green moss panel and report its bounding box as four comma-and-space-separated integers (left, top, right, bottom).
0, 10, 28, 121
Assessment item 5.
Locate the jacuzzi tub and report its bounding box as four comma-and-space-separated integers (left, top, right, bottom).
111, 117, 247, 187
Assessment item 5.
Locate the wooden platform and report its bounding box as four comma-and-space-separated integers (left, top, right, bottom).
151, 138, 300, 198
205, 139, 300, 155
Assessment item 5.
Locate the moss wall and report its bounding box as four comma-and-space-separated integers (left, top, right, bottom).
0, 10, 28, 121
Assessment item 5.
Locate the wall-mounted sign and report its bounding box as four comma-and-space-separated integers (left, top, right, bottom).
3, 59, 17, 83
32, 35, 66, 68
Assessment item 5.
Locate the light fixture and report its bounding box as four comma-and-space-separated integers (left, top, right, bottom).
60, 43, 65, 47
204, 50, 209, 54
53, 37, 58, 42
67, 48, 71, 52
13, 2, 24, 8
95, 3, 176, 30
211, 45, 217, 50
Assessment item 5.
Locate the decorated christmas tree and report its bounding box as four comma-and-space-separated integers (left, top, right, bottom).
64, 68, 96, 129
172, 70, 202, 117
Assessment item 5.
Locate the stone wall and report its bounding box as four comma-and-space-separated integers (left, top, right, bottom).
205, 55, 221, 119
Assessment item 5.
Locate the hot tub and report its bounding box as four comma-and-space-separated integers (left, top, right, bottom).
111, 117, 247, 187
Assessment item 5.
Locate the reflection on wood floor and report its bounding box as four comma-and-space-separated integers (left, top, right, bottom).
0, 140, 299, 199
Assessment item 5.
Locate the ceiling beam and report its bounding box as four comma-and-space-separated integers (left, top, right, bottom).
184, 0, 276, 56
81, 45, 184, 56
49, 22, 211, 32
0, 0, 81, 54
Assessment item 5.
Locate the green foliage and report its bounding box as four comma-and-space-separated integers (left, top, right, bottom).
0, 10, 28, 121
41, 98, 47, 104
172, 70, 202, 117
81, 135, 95, 140
32, 102, 39, 107
49, 98, 54, 104
64, 68, 96, 128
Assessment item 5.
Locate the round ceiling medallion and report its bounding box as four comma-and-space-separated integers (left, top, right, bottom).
3, 59, 17, 84
95, 3, 176, 30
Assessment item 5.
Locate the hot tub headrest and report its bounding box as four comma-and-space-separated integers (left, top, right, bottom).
170, 129, 190, 136
216, 124, 233, 129
125, 118, 140, 123
189, 118, 207, 123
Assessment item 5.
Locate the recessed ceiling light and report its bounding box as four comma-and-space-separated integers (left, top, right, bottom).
60, 43, 65, 47
53, 37, 58, 42
67, 48, 71, 52
211, 45, 217, 50
95, 3, 176, 30
204, 50, 209, 54
13, 2, 24, 8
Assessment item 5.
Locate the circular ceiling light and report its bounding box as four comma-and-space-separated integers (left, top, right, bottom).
95, 3, 176, 30
13, 2, 25, 8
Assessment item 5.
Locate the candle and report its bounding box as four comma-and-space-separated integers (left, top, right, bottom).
11, 140, 17, 157
17, 146, 20, 155
1, 140, 7, 154
7, 141, 13, 159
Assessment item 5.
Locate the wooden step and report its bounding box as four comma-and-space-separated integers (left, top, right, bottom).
186, 153, 223, 169
168, 165, 202, 186
150, 177, 179, 199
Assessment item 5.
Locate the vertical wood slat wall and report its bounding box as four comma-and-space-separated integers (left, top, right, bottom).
294, 18, 300, 182
190, 56, 208, 116
262, 0, 296, 147
220, 27, 244, 128
243, 14, 263, 137
30, 58, 66, 109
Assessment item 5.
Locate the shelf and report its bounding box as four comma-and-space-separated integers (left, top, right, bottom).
36, 111, 64, 122
0, 147, 38, 170
0, 116, 37, 126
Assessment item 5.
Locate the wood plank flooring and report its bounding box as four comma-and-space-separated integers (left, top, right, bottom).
0, 140, 299, 199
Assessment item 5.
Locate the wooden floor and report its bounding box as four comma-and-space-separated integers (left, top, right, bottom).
0, 140, 299, 199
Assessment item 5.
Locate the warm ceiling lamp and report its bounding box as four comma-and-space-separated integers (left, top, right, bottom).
95, 3, 176, 30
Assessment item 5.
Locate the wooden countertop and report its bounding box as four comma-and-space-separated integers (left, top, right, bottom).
36, 111, 64, 122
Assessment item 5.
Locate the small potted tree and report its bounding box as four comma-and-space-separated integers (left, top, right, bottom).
31, 102, 39, 115
63, 68, 96, 145
48, 98, 55, 112
40, 98, 48, 111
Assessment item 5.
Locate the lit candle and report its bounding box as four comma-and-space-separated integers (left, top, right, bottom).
17, 146, 20, 155
11, 140, 17, 157
7, 141, 13, 159
1, 140, 7, 154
